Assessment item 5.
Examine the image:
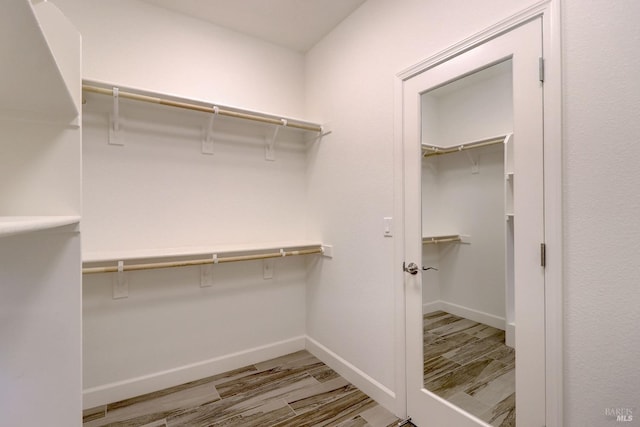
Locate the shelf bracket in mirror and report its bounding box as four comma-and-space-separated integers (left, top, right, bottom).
464, 149, 479, 174
265, 118, 287, 161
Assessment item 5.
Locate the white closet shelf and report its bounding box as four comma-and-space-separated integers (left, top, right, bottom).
82, 82, 327, 135
83, 240, 324, 265
0, 216, 80, 238
0, 1, 78, 122
422, 134, 509, 158
422, 234, 470, 244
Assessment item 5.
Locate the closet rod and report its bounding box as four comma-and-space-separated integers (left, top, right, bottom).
82, 84, 323, 133
423, 237, 462, 244
422, 135, 507, 158
82, 247, 323, 275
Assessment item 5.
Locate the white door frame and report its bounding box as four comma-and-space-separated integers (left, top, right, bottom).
391, 1, 562, 425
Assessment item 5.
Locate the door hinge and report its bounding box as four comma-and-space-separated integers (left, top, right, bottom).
539, 57, 545, 83
541, 243, 546, 267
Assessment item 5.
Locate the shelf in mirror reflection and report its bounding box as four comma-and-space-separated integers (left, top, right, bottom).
422, 234, 471, 245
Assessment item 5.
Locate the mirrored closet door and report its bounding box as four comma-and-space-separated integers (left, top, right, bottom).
403, 18, 545, 427
421, 59, 515, 424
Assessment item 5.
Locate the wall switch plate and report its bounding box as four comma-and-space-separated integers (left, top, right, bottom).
384, 217, 393, 237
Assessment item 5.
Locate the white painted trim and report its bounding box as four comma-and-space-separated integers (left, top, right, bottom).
506, 322, 516, 348
394, 1, 562, 424
423, 301, 506, 330
397, 0, 552, 81
305, 336, 396, 412
541, 1, 564, 426
82, 336, 306, 409
392, 72, 408, 420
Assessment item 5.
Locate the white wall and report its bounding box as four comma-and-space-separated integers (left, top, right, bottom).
307, 0, 640, 424
0, 231, 82, 426
51, 0, 313, 407
81, 96, 310, 253
52, 0, 305, 118
81, 97, 310, 405
562, 1, 640, 425
421, 61, 513, 147
304, 0, 536, 408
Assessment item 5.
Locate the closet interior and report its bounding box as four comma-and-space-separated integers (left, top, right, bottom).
420, 60, 517, 421
2, 1, 336, 422
80, 82, 330, 407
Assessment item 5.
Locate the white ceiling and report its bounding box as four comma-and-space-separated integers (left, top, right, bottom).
139, 0, 366, 52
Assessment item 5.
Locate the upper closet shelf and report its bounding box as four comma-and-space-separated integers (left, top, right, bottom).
83, 240, 328, 274
84, 240, 323, 263
83, 81, 329, 138
423, 234, 470, 244
0, 216, 80, 238
422, 133, 512, 158
0, 1, 79, 122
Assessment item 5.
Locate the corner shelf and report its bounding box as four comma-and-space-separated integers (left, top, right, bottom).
0, 216, 80, 238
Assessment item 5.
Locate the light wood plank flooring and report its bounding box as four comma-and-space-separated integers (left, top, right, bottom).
83, 350, 401, 427
423, 311, 516, 427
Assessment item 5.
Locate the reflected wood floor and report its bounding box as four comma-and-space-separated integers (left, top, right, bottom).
423, 311, 515, 427
83, 350, 400, 427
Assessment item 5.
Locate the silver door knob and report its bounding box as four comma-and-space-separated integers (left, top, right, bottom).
404, 262, 419, 275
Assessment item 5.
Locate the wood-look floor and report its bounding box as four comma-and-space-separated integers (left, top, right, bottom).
83, 350, 401, 427
423, 311, 516, 427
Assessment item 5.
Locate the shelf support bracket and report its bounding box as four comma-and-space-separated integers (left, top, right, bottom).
202, 106, 218, 155
112, 261, 128, 299
200, 254, 216, 288
109, 87, 124, 146
265, 119, 287, 161
463, 147, 479, 174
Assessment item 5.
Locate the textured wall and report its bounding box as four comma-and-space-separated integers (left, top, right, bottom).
562, 1, 640, 425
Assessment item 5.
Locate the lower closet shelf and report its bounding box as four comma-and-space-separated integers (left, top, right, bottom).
422, 234, 470, 244
82, 241, 325, 274
0, 216, 80, 238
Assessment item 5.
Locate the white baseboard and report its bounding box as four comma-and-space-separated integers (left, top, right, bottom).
505, 322, 515, 348
83, 336, 306, 409
305, 336, 396, 412
423, 300, 506, 330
